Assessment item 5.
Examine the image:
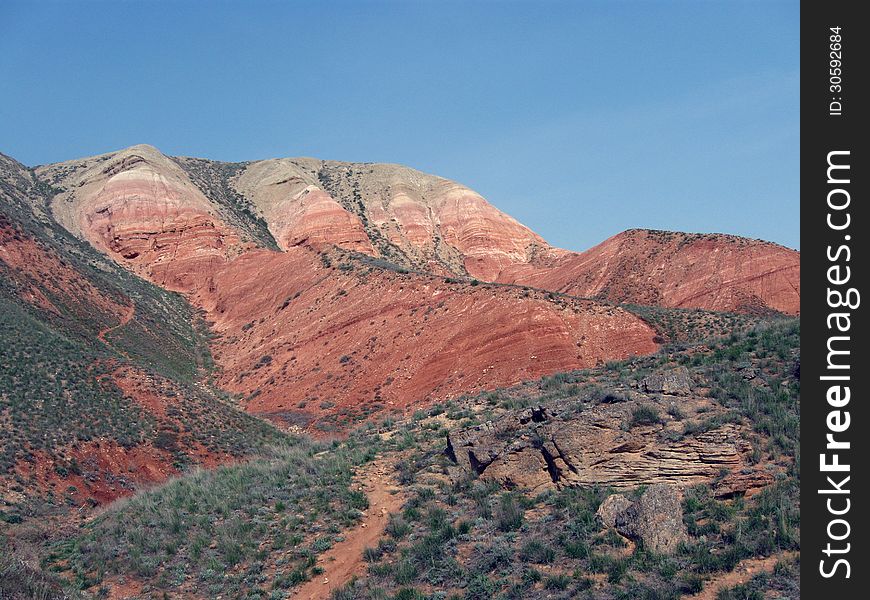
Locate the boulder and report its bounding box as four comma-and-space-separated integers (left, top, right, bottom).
614, 484, 687, 554
596, 494, 632, 528
641, 366, 692, 395
446, 394, 752, 493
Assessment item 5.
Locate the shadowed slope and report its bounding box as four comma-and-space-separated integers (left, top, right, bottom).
1, 151, 286, 513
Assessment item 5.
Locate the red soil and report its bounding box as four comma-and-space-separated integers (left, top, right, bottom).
191, 247, 658, 423
1, 362, 241, 508
60, 155, 659, 424
686, 551, 798, 600
292, 458, 409, 599
9, 440, 176, 507
0, 214, 130, 324
97, 301, 135, 346
497, 229, 800, 315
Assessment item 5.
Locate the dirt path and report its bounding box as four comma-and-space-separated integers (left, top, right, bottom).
98, 302, 135, 346
293, 458, 408, 600
686, 551, 798, 599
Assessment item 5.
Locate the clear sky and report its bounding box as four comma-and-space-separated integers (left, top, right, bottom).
0, 0, 799, 251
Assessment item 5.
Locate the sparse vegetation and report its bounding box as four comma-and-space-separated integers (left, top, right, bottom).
1, 157, 799, 600
630, 404, 663, 427
330, 318, 800, 599
46, 438, 377, 596
173, 157, 279, 250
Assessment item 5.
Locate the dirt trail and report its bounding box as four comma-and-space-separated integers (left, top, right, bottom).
293, 458, 408, 600
98, 302, 135, 346
686, 551, 798, 599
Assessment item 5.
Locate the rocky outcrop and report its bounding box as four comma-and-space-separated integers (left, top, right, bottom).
608, 485, 688, 554
447, 394, 761, 495
714, 468, 776, 499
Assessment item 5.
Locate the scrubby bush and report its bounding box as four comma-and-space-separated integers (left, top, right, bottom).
518, 539, 555, 564
630, 405, 663, 427
495, 493, 524, 532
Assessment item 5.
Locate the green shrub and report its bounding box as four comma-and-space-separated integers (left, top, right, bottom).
518, 539, 555, 564
630, 405, 663, 427
363, 546, 384, 563
544, 573, 571, 590
495, 493, 524, 532
464, 574, 496, 600
45, 441, 372, 597
386, 515, 411, 539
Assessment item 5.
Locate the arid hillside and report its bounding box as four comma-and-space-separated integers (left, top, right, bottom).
33, 145, 662, 427
194, 247, 657, 428
2, 142, 802, 463
496, 229, 800, 315
0, 152, 287, 511
38, 145, 800, 316
1, 145, 800, 600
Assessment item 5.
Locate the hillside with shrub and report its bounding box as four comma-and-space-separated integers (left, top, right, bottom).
0, 146, 799, 599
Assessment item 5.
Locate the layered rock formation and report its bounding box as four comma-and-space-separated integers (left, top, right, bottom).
232, 157, 547, 279
446, 379, 773, 497
34, 146, 660, 423
38, 145, 250, 291
196, 248, 658, 422
38, 145, 800, 316
22, 143, 802, 427
231, 159, 375, 254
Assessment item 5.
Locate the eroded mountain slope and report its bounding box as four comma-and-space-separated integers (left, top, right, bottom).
231, 156, 547, 279
496, 229, 800, 315
0, 152, 286, 514
192, 247, 658, 427
38, 145, 800, 316
34, 146, 658, 425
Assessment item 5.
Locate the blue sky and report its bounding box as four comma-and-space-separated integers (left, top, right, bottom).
0, 0, 799, 251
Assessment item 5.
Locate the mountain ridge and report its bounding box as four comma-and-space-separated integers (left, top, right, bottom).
28, 143, 799, 315
6, 144, 667, 429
